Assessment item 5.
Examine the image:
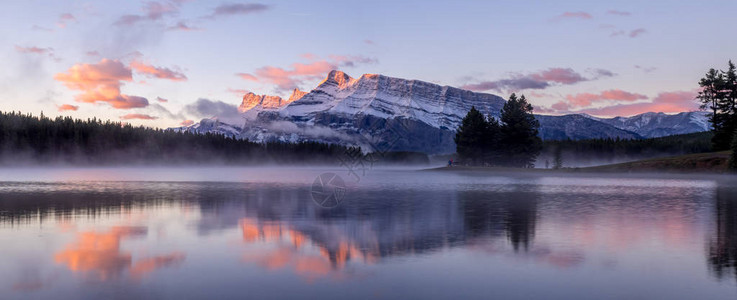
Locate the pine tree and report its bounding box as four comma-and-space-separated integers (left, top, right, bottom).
455, 106, 488, 165
553, 146, 563, 169
698, 68, 730, 150
499, 94, 542, 168
484, 114, 502, 165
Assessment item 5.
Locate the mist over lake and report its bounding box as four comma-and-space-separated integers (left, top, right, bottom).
1, 167, 736, 299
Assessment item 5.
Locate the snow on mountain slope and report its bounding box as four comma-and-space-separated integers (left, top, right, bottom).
173, 71, 709, 154
265, 70, 507, 129
172, 118, 242, 138
589, 111, 709, 138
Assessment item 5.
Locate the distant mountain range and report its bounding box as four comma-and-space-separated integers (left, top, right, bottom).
173, 70, 709, 154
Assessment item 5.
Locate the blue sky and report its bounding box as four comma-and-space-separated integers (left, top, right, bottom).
2, 0, 736, 127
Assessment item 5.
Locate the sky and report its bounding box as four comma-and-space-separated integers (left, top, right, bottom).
2, 0, 736, 128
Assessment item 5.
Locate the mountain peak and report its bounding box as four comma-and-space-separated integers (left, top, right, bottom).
320, 70, 353, 87
239, 92, 295, 112
288, 88, 307, 102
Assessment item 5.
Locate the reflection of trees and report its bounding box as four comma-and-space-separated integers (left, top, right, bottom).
461, 187, 539, 251
708, 185, 737, 281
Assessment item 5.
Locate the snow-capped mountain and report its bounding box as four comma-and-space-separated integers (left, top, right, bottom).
172, 118, 242, 138
587, 111, 709, 138
173, 71, 709, 154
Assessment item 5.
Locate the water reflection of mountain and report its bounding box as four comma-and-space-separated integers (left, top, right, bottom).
0, 181, 540, 263
708, 185, 737, 281
196, 185, 540, 263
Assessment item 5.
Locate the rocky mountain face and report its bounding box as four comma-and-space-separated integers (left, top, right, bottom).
537, 115, 642, 140
587, 111, 710, 138
174, 71, 709, 154
172, 118, 242, 138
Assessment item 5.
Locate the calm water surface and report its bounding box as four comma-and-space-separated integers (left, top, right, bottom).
0, 167, 736, 299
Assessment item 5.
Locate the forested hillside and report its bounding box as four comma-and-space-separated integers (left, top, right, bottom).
0, 112, 356, 165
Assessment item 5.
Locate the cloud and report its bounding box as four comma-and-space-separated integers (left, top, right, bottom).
227, 88, 249, 95
575, 91, 699, 117
57, 13, 76, 28
236, 73, 258, 81
610, 28, 647, 38
629, 28, 647, 38
180, 119, 194, 126
529, 68, 587, 84
15, 45, 53, 55
635, 65, 657, 73
86, 51, 100, 57
54, 59, 149, 109
58, 104, 79, 111
591, 69, 616, 79
364, 39, 375, 45
300, 53, 318, 60
130, 61, 187, 81
238, 55, 377, 92
167, 21, 201, 31
556, 11, 592, 20
121, 113, 158, 120
115, 1, 181, 26
156, 97, 169, 103
207, 3, 270, 18
462, 78, 549, 92
607, 10, 631, 16
15, 45, 61, 62
565, 89, 648, 107
462, 68, 610, 92
130, 252, 185, 279
183, 98, 241, 122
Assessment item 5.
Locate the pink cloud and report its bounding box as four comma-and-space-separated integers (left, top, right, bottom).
300, 53, 318, 60
54, 59, 149, 109
227, 88, 249, 95
557, 11, 593, 20
15, 45, 52, 55
156, 97, 169, 103
167, 21, 201, 31
180, 119, 194, 126
529, 68, 587, 84
236, 73, 258, 81
629, 28, 647, 38
461, 68, 610, 92
565, 89, 647, 107
57, 104, 79, 111
130, 61, 187, 81
121, 114, 158, 120
238, 55, 376, 91
57, 13, 76, 28
574, 91, 699, 117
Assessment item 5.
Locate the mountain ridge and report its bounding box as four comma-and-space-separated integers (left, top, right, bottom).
175, 70, 709, 154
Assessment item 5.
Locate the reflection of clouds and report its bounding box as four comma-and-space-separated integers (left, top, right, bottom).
240, 219, 374, 282
54, 226, 146, 280
130, 252, 186, 279
54, 226, 185, 281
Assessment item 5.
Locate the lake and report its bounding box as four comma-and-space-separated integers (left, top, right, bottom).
0, 167, 736, 299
